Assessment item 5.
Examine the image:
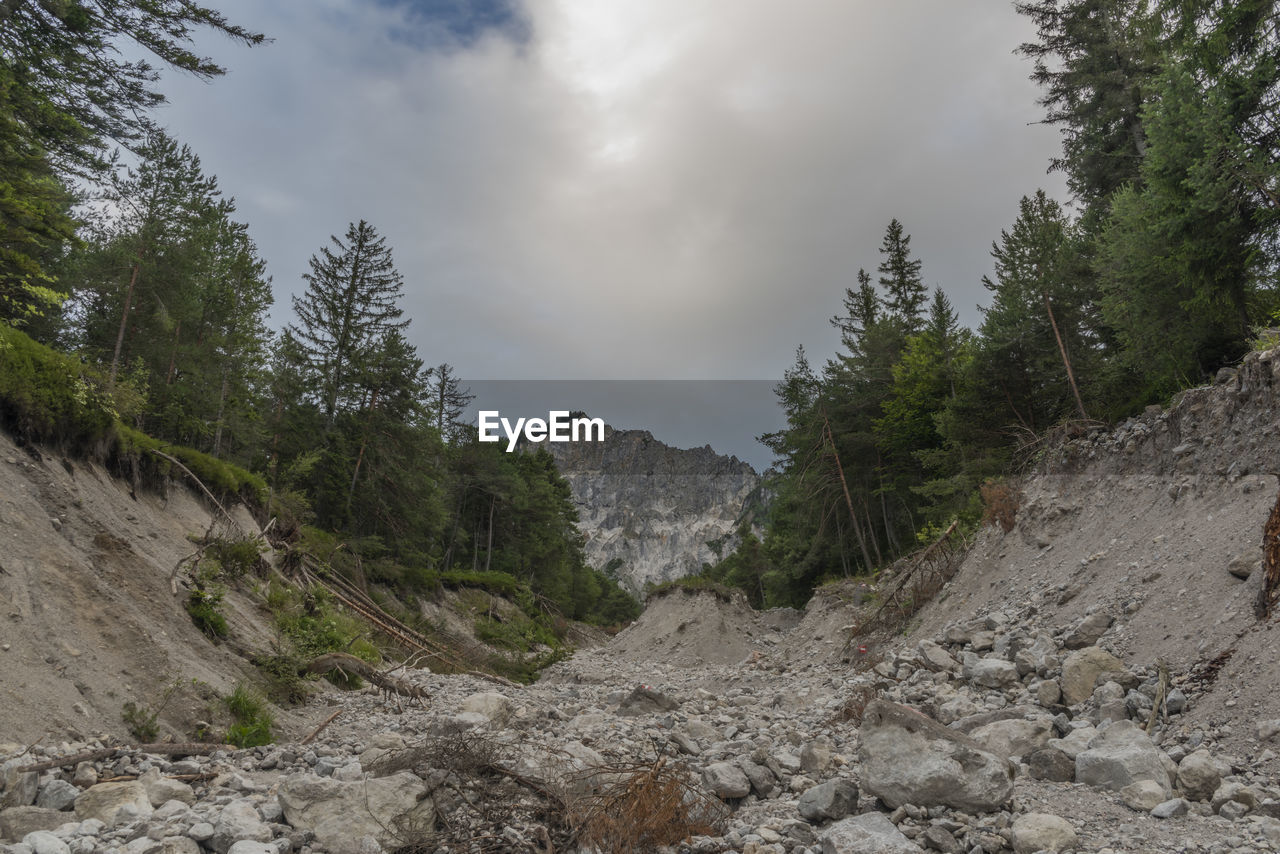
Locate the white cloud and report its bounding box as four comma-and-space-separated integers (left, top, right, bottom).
158, 0, 1066, 397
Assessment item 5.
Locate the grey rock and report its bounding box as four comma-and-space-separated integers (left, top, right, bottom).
0, 807, 67, 841
738, 760, 775, 797
1218, 799, 1250, 821
33, 782, 77, 813
965, 658, 1018, 690
819, 812, 922, 854
616, 685, 679, 716
800, 740, 832, 776
1211, 781, 1259, 814
1010, 813, 1077, 854
968, 717, 1053, 761
458, 691, 515, 724
188, 823, 215, 842
1228, 553, 1258, 580
1151, 798, 1190, 818
1121, 780, 1167, 811
278, 771, 434, 854
1064, 612, 1113, 649
917, 641, 959, 674
138, 769, 195, 808
859, 700, 1014, 813
1165, 688, 1187, 715
1256, 719, 1280, 742
797, 779, 859, 823
0, 762, 37, 809
1060, 647, 1128, 706
1026, 746, 1075, 783
702, 763, 751, 800
920, 825, 963, 854
225, 844, 275, 854
1075, 720, 1172, 796
1176, 750, 1222, 802
211, 799, 272, 854
20, 832, 69, 854
73, 781, 153, 826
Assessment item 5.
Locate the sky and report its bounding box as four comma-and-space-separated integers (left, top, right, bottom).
156, 0, 1069, 470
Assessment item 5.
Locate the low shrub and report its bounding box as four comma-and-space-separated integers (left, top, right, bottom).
224, 683, 274, 748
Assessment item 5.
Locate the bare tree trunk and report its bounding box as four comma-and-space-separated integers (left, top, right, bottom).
1042, 291, 1089, 420
212, 366, 229, 457
109, 255, 143, 385
484, 494, 496, 573
821, 408, 875, 572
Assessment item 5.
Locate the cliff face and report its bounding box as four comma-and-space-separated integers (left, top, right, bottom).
543, 425, 760, 594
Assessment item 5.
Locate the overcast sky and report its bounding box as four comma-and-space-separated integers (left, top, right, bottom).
156, 0, 1068, 469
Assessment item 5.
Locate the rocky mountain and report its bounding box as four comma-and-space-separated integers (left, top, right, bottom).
542, 424, 760, 594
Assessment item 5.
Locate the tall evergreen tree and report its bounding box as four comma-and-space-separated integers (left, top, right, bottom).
877, 219, 927, 331
427, 362, 476, 443
289, 220, 409, 425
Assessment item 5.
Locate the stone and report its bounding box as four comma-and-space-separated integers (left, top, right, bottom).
920, 825, 963, 854
73, 781, 153, 826
738, 760, 775, 797
1075, 720, 1172, 797
278, 770, 434, 854
616, 684, 679, 716
965, 658, 1019, 690
137, 769, 196, 807
1064, 612, 1113, 649
1010, 813, 1077, 854
225, 844, 275, 854
702, 763, 751, 800
0, 806, 68, 840
819, 812, 921, 854
211, 799, 272, 854
1176, 750, 1222, 802
799, 740, 831, 775
858, 700, 1014, 812
1165, 688, 1187, 715
33, 782, 77, 813
917, 641, 959, 673
188, 823, 215, 841
1027, 746, 1076, 783
1121, 780, 1168, 811
1256, 720, 1280, 742
1060, 646, 1128, 705
968, 717, 1054, 761
1046, 725, 1096, 760
1218, 800, 1250, 821
457, 692, 514, 725
1151, 798, 1190, 818
1211, 781, 1259, 814
796, 780, 859, 823
1228, 554, 1258, 580
0, 761, 37, 809
21, 832, 70, 854
934, 696, 979, 726
1035, 680, 1061, 707
160, 840, 200, 854
70, 764, 96, 789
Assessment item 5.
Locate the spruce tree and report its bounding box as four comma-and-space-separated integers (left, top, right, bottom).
876, 219, 926, 331
289, 221, 409, 425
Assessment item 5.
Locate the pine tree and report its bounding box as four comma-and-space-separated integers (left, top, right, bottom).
427, 363, 476, 443
876, 219, 926, 331
289, 221, 409, 425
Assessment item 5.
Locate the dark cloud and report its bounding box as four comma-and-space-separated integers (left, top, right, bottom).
155, 0, 1067, 464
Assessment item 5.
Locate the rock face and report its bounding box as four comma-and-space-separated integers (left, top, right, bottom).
858, 700, 1015, 812
544, 425, 759, 593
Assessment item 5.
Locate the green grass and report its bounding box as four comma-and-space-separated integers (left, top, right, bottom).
224, 683, 274, 748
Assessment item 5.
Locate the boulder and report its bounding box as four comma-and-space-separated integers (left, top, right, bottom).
1061, 646, 1128, 705
1011, 813, 1077, 854
819, 812, 922, 854
458, 692, 514, 725
1027, 746, 1075, 783
211, 799, 272, 854
1046, 725, 1096, 760
1064, 612, 1113, 649
965, 658, 1019, 690
1075, 720, 1171, 796
797, 779, 859, 823
968, 716, 1054, 761
1121, 780, 1168, 811
0, 760, 37, 809
917, 640, 959, 673
278, 770, 434, 854
1152, 798, 1190, 819
800, 740, 832, 775
74, 781, 153, 826
33, 781, 77, 812
0, 807, 67, 841
138, 769, 196, 807
859, 700, 1014, 812
702, 763, 750, 800
616, 684, 679, 716
1176, 750, 1223, 802
21, 831, 70, 854
1211, 781, 1259, 814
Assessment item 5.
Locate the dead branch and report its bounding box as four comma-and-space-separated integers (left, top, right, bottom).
18, 742, 228, 773
300, 709, 343, 746
306, 653, 430, 702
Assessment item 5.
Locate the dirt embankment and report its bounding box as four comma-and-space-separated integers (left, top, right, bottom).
0, 431, 293, 744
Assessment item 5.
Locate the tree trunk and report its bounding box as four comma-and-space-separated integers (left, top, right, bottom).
821, 407, 875, 572
484, 494, 496, 574
109, 254, 143, 385
1042, 290, 1089, 420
